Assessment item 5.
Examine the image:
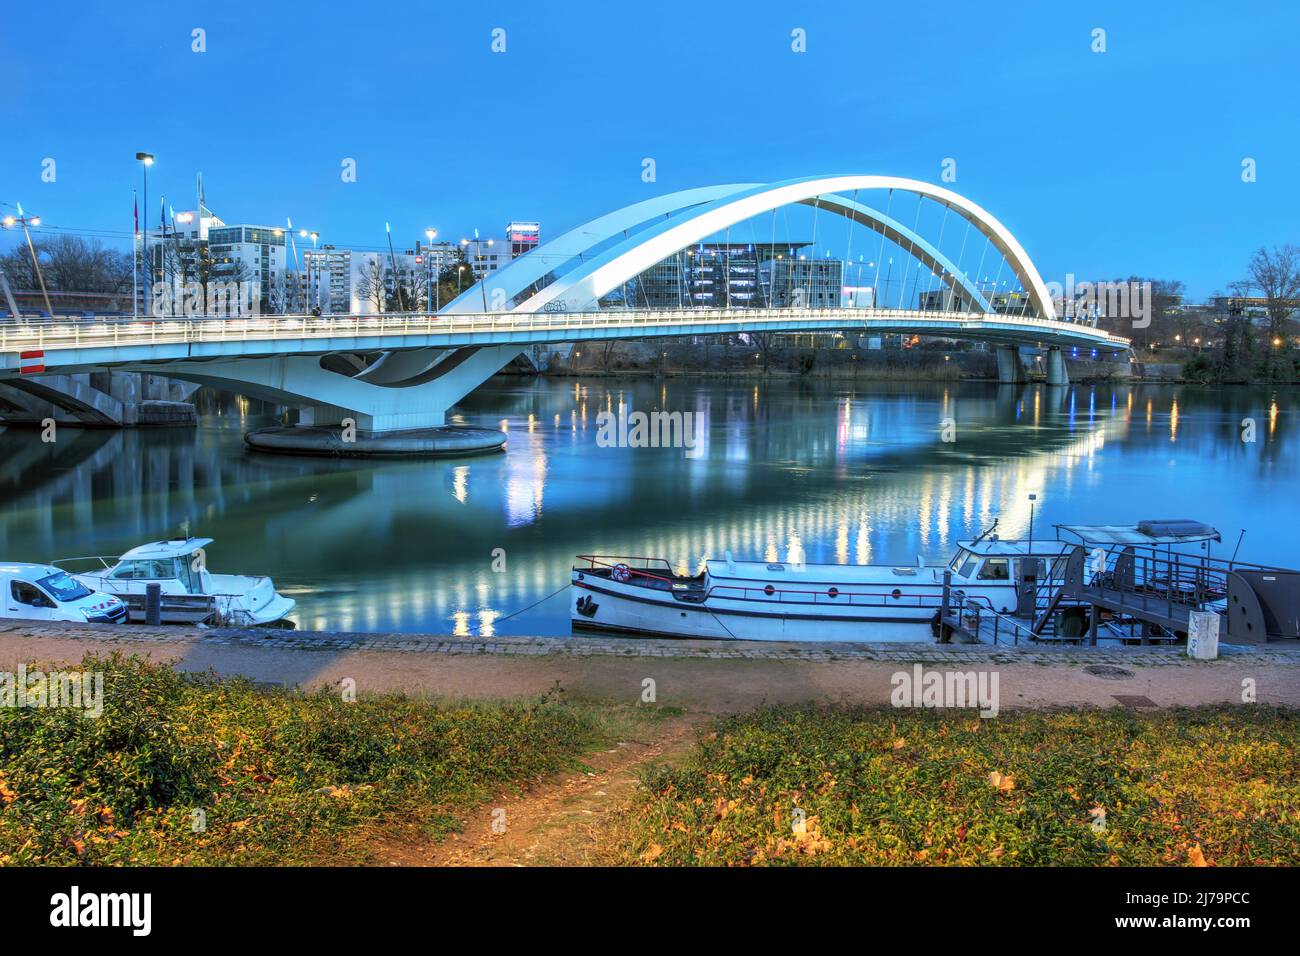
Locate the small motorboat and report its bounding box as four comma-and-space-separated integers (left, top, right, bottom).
59, 537, 296, 627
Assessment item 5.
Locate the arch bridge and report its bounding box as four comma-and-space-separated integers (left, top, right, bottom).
0, 175, 1129, 440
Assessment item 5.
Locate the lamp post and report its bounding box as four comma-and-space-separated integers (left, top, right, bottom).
135, 152, 154, 315
425, 228, 437, 313
299, 229, 320, 313
1027, 493, 1038, 558
385, 221, 407, 312
460, 235, 494, 312
2, 204, 53, 315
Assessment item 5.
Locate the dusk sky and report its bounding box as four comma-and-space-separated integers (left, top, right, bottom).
3, 0, 1297, 299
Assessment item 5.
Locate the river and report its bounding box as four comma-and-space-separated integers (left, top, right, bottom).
0, 377, 1294, 637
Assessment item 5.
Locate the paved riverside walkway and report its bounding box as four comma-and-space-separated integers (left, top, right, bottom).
1, 621, 1297, 712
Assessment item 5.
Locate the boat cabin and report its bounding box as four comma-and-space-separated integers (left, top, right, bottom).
103, 538, 212, 593
945, 538, 1073, 585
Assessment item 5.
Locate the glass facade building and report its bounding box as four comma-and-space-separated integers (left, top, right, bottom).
607, 243, 843, 310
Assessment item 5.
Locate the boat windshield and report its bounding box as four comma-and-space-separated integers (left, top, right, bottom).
949, 549, 980, 578
111, 558, 178, 580
38, 571, 93, 602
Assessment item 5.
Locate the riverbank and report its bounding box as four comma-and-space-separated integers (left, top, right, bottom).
0, 652, 627, 865
527, 343, 1135, 382
4, 621, 1298, 710
2, 633, 1295, 867
619, 703, 1300, 866
528, 340, 1298, 385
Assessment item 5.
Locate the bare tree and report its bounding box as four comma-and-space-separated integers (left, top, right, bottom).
750, 331, 778, 372
1246, 244, 1300, 379
0, 235, 131, 295
355, 257, 388, 313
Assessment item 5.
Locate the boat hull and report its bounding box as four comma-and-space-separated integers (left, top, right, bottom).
571, 574, 937, 642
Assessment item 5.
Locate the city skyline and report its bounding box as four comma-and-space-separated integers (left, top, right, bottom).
3, 0, 1299, 300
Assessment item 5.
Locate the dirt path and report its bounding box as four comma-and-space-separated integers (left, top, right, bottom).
362, 713, 704, 867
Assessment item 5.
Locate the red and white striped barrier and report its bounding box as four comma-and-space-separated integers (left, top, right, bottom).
18, 349, 44, 374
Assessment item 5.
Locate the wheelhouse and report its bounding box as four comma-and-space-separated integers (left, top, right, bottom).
945, 539, 1072, 585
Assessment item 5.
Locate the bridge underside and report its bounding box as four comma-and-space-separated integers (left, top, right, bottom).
135, 345, 524, 433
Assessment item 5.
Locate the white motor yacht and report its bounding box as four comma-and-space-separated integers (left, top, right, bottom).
60, 537, 296, 627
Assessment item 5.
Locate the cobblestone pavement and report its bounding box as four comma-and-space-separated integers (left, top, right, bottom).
2, 620, 1297, 666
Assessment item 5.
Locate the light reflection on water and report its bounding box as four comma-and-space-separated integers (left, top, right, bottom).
0, 378, 1295, 638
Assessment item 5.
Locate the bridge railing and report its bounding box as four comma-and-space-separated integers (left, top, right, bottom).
0, 307, 1129, 353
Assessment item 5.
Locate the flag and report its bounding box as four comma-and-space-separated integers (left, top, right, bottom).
133, 191, 139, 235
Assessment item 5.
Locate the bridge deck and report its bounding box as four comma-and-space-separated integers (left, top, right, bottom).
0, 308, 1129, 374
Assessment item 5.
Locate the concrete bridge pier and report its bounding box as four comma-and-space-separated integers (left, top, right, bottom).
144, 344, 522, 457
995, 345, 1027, 384
0, 372, 197, 427
1045, 346, 1069, 386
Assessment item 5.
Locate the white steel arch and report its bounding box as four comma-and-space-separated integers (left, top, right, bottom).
473, 176, 1055, 320
441, 183, 760, 314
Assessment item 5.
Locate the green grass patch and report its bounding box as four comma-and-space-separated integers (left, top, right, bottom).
0, 653, 612, 865
618, 704, 1299, 866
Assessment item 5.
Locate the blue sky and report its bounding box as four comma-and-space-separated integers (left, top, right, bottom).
2, 0, 1297, 300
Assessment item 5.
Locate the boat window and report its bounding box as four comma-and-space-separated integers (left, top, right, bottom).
176, 555, 203, 593
111, 559, 177, 580
957, 554, 980, 578
948, 549, 969, 573
977, 558, 1011, 581
38, 571, 92, 602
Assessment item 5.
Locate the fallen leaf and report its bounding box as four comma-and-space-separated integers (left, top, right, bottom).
988, 771, 1015, 792
641, 843, 664, 862
1188, 844, 1210, 867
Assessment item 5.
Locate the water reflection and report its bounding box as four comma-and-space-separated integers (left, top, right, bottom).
0, 380, 1294, 637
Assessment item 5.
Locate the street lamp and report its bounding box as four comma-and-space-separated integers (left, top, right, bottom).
460, 235, 495, 312
1027, 493, 1038, 557
297, 229, 321, 313
2, 203, 53, 315
135, 152, 154, 315
425, 228, 438, 312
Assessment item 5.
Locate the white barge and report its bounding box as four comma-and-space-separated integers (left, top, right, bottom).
570, 532, 1075, 643
569, 520, 1255, 644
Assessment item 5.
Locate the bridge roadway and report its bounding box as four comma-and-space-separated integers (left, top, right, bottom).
0, 307, 1128, 369
0, 307, 1130, 451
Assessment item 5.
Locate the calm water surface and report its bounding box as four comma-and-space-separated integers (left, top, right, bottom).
1, 378, 1295, 637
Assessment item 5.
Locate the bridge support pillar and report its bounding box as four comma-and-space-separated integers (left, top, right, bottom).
131, 344, 522, 457
1045, 346, 1069, 386
995, 345, 1027, 384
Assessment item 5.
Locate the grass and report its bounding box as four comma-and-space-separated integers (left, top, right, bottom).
617, 704, 1300, 866
0, 654, 614, 865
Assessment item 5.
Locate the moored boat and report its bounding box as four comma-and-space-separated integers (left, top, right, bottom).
57, 537, 296, 627
569, 519, 1256, 644
570, 530, 1075, 643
